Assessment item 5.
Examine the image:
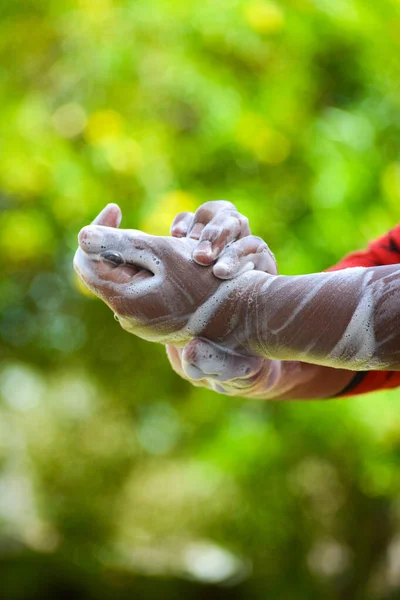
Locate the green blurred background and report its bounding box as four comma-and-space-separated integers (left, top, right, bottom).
2, 0, 400, 598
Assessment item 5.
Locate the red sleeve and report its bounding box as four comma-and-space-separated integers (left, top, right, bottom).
327, 224, 400, 271
326, 224, 400, 397
334, 371, 400, 397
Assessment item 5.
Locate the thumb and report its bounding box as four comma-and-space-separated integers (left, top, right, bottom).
91, 203, 122, 228
182, 338, 264, 382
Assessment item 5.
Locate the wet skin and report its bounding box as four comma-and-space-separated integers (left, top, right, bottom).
74, 205, 264, 350
74, 204, 400, 399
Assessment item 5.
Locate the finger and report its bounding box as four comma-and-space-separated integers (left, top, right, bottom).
170, 212, 195, 238
91, 203, 122, 228
193, 212, 250, 265
166, 344, 185, 377
187, 200, 237, 241
166, 344, 213, 390
213, 236, 277, 280
182, 338, 264, 382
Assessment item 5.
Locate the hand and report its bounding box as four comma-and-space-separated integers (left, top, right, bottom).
74, 204, 327, 399
74, 204, 266, 352
167, 200, 279, 397
166, 339, 285, 399
74, 204, 219, 344
171, 200, 277, 279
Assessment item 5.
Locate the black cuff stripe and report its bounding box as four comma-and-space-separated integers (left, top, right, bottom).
334, 371, 369, 397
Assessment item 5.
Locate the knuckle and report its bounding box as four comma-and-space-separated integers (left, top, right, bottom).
195, 200, 220, 213
210, 199, 236, 210
225, 213, 241, 226
182, 341, 199, 364
192, 208, 207, 223
250, 235, 267, 246
224, 212, 250, 235
193, 201, 230, 222
203, 200, 237, 217
202, 224, 223, 240
171, 211, 191, 227
171, 214, 193, 235
173, 211, 191, 221
264, 247, 276, 259
249, 235, 270, 252
218, 245, 239, 261
204, 223, 223, 238
182, 338, 210, 364
214, 215, 242, 240
261, 245, 275, 260
193, 201, 238, 228
238, 214, 249, 226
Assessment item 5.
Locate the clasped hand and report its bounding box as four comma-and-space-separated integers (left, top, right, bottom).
74, 201, 280, 397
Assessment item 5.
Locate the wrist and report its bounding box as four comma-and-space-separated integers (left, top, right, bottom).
235, 271, 279, 356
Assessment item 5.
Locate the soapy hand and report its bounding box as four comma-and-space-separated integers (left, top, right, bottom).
167, 200, 280, 396
74, 204, 220, 344
165, 201, 400, 392
73, 203, 287, 398
73, 204, 265, 346
75, 203, 394, 399
165, 340, 289, 399
171, 200, 276, 278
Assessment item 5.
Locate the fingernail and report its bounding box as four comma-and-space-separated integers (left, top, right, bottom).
183, 362, 205, 380
194, 241, 213, 256
213, 261, 230, 278
188, 223, 204, 239
172, 222, 188, 237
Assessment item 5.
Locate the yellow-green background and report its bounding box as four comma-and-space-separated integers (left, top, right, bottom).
2, 0, 400, 598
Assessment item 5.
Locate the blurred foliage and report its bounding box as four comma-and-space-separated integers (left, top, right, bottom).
2, 0, 400, 598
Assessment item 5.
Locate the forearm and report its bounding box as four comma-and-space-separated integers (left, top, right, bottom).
245, 265, 400, 371
167, 206, 400, 399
